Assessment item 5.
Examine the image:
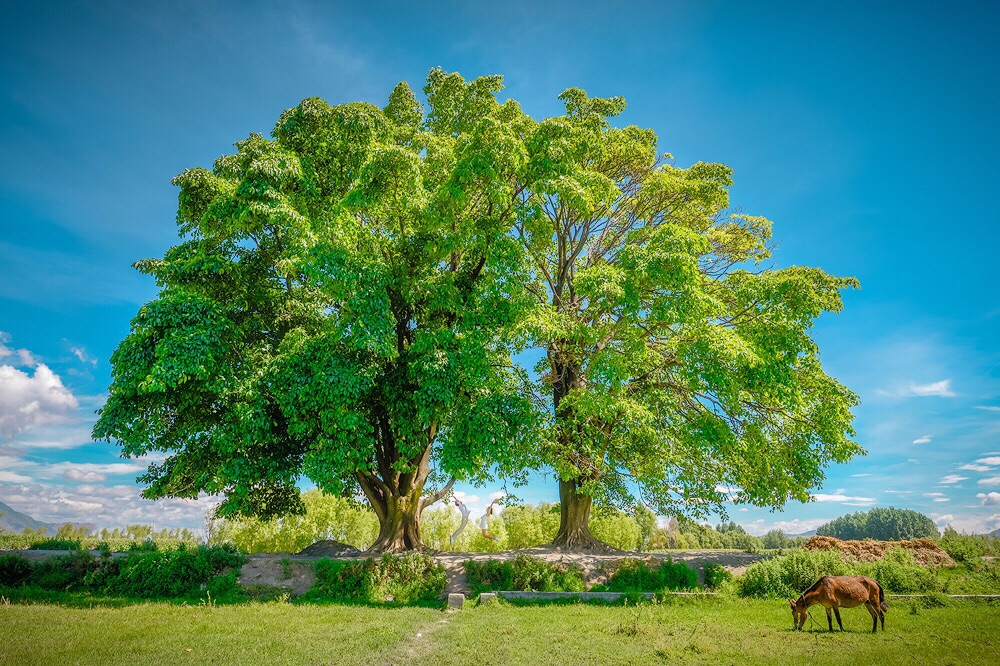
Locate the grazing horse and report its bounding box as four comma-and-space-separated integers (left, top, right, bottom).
789, 576, 888, 633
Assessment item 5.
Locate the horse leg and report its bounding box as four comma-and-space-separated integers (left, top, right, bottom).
878, 607, 885, 631
865, 602, 878, 633
826, 607, 833, 631
833, 607, 844, 631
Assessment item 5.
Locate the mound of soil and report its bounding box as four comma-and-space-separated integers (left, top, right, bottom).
803, 536, 955, 567
296, 540, 363, 557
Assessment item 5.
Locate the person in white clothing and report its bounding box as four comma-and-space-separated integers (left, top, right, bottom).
480, 500, 499, 543
450, 496, 471, 547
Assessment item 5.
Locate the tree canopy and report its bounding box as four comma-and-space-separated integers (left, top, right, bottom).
94, 69, 540, 551
95, 69, 862, 552
816, 507, 938, 541
513, 88, 862, 548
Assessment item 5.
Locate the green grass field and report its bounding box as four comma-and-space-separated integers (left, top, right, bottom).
1, 597, 998, 665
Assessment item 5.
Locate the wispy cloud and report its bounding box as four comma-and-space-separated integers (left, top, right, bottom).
976, 457, 1000, 466
0, 471, 33, 483
907, 379, 956, 397
851, 473, 871, 477
959, 464, 994, 472
912, 435, 932, 445
812, 493, 876, 505
923, 493, 945, 497
939, 475, 968, 485
975, 406, 1000, 412
932, 498, 951, 502
978, 477, 1000, 486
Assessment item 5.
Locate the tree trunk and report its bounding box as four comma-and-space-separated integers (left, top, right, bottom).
368, 490, 424, 553
550, 478, 615, 552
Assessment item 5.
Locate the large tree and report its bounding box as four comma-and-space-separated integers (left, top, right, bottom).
94, 70, 539, 552
514, 89, 862, 549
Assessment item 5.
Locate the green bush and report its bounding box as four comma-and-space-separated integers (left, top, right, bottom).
27, 539, 83, 551
739, 550, 851, 599
856, 547, 936, 594
311, 553, 446, 605
0, 554, 33, 587
86, 545, 246, 599
592, 559, 698, 593
464, 555, 586, 594
30, 551, 98, 591
703, 563, 732, 590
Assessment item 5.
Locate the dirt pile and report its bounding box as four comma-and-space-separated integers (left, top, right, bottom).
297, 540, 363, 557
803, 536, 955, 567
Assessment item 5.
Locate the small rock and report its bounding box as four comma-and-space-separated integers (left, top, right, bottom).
447, 593, 465, 609
479, 592, 497, 605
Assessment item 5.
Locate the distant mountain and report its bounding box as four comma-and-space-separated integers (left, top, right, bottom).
789, 530, 818, 538
0, 500, 54, 533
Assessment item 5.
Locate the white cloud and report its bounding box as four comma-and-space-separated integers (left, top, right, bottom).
976, 457, 1000, 466
812, 493, 877, 505
907, 459, 919, 463
939, 475, 968, 485
0, 363, 79, 440
975, 406, 1000, 412
0, 332, 37, 368
42, 462, 144, 478
923, 493, 945, 497
912, 435, 932, 445
851, 473, 871, 477
63, 469, 107, 482
0, 470, 32, 483
978, 477, 1000, 487
977, 492, 1000, 506
907, 379, 956, 397
742, 518, 830, 537
0, 484, 220, 531
932, 498, 951, 503
959, 464, 994, 472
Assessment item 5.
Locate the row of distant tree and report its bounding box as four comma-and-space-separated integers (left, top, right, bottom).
0, 500, 949, 553
204, 492, 943, 554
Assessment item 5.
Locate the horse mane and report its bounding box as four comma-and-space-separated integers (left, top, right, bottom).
799, 576, 829, 600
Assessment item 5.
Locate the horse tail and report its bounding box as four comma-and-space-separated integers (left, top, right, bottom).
877, 580, 888, 612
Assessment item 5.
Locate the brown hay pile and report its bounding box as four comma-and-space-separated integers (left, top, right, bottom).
803, 536, 955, 567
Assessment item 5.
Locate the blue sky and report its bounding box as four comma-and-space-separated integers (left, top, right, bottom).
1, 1, 998, 536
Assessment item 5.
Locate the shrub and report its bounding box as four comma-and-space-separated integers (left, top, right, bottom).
311, 553, 446, 605
27, 539, 82, 551
703, 563, 732, 590
593, 559, 698, 593
0, 554, 33, 587
463, 555, 586, 594
856, 547, 936, 593
30, 551, 98, 591
90, 545, 246, 598
739, 550, 850, 599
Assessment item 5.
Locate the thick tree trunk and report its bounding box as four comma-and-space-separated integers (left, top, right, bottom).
550, 478, 615, 552
368, 490, 424, 553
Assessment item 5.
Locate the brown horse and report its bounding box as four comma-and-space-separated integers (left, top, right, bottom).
789, 575, 888, 633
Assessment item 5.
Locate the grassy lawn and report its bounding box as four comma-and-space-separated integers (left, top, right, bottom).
1, 597, 998, 665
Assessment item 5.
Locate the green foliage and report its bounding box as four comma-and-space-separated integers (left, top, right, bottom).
592, 559, 697, 593
817, 507, 938, 541
738, 548, 940, 599
463, 555, 586, 593
498, 503, 560, 549
30, 551, 99, 591
86, 545, 246, 599
938, 527, 1000, 564
310, 553, 446, 605
515, 86, 861, 528
0, 554, 33, 587
0, 524, 200, 552
93, 69, 544, 550
210, 490, 378, 553
27, 538, 83, 550
590, 509, 643, 551
703, 563, 732, 590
